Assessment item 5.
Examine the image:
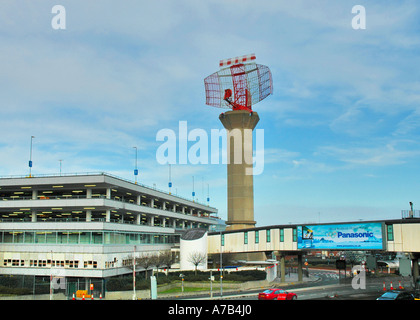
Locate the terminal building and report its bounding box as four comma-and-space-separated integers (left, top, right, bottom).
0, 172, 222, 296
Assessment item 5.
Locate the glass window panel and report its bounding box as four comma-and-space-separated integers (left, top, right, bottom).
24, 232, 34, 243
68, 232, 79, 244
57, 232, 68, 244
92, 232, 103, 244
4, 232, 13, 243
103, 232, 111, 244
80, 232, 91, 244
46, 232, 56, 244
14, 232, 24, 243
387, 225, 394, 241
35, 232, 46, 243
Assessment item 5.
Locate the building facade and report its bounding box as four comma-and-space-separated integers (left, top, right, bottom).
0, 173, 221, 295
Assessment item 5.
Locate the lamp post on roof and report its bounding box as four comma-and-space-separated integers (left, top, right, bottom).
133, 146, 138, 184
28, 136, 35, 178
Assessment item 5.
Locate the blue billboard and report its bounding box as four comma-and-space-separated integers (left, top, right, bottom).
297, 222, 384, 250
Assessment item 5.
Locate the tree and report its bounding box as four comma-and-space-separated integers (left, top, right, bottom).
135, 253, 155, 279
127, 251, 176, 280
188, 252, 207, 275
159, 250, 176, 274
150, 253, 166, 279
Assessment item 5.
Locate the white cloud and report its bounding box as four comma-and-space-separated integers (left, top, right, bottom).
317, 141, 420, 167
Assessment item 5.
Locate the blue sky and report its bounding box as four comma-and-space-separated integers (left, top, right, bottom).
1, 0, 420, 226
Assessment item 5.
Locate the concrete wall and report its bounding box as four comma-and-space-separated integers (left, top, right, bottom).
208, 227, 297, 254
180, 233, 208, 271
387, 223, 420, 252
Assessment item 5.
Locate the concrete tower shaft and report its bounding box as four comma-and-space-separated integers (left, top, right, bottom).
219, 110, 259, 230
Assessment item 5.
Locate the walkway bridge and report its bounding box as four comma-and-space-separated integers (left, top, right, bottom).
208, 219, 420, 283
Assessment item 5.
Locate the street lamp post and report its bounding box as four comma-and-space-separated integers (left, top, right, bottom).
220, 231, 223, 297
59, 159, 63, 176
168, 164, 172, 195
133, 147, 138, 184
133, 245, 136, 300
29, 136, 35, 177
192, 176, 195, 202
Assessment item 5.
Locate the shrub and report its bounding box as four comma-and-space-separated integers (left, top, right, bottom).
106, 269, 267, 291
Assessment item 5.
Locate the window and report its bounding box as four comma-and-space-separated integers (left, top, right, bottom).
244, 231, 248, 245
255, 230, 259, 244
46, 232, 56, 244
266, 230, 271, 243
79, 232, 91, 244
84, 261, 97, 269
387, 225, 394, 241
92, 232, 103, 244
35, 232, 46, 244
14, 232, 24, 243
280, 229, 284, 242
221, 234, 225, 246
293, 228, 297, 242
68, 232, 79, 244
24, 232, 34, 243
4, 232, 13, 243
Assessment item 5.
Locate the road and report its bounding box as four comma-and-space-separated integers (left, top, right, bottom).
178, 269, 412, 301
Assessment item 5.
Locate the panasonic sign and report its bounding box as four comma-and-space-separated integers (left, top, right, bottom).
298, 222, 384, 250
337, 232, 374, 239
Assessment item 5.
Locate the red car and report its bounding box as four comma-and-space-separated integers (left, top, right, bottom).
258, 289, 297, 300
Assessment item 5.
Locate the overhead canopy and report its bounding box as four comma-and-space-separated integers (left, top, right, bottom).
180, 228, 207, 241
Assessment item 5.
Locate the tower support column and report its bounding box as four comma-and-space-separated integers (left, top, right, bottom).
219, 110, 259, 230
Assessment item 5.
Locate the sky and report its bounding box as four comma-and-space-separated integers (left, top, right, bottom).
1, 0, 420, 227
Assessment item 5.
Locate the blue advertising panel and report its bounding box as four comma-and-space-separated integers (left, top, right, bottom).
297, 222, 384, 250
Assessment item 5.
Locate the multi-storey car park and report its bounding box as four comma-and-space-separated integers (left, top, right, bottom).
0, 172, 222, 298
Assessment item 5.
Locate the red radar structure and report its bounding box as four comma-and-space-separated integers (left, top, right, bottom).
204, 53, 273, 112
